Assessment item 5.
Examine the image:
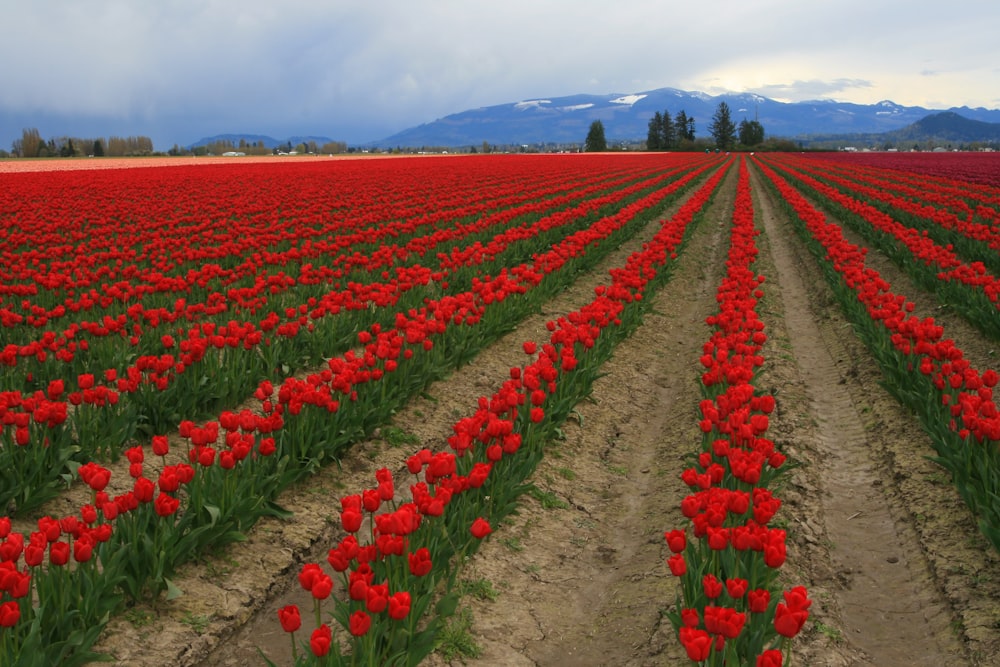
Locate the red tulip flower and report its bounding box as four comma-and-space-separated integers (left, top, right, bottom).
388, 591, 411, 620
0, 601, 20, 628
49, 541, 70, 566
366, 583, 389, 613
341, 508, 363, 533
310, 624, 332, 656
748, 588, 770, 613
664, 529, 686, 554
277, 604, 301, 633
702, 573, 723, 599
726, 578, 748, 600
153, 492, 179, 517
470, 517, 492, 539
757, 649, 783, 667
678, 626, 713, 661
667, 553, 686, 576
311, 574, 334, 600
298, 563, 323, 592
408, 547, 432, 577
774, 603, 809, 638
349, 610, 371, 637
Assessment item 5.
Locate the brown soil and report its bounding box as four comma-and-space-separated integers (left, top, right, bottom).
83, 158, 1000, 666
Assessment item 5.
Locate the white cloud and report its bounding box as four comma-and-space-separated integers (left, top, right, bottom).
1, 0, 998, 148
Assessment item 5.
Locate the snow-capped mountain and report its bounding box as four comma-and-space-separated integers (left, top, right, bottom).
372, 87, 1000, 147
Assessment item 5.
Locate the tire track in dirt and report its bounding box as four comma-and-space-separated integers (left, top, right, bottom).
796, 177, 1000, 665
751, 164, 968, 666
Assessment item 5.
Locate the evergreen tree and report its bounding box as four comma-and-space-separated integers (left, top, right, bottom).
92, 139, 104, 157
738, 119, 765, 146
660, 111, 676, 148
647, 112, 664, 150
674, 111, 688, 142
709, 102, 737, 150
675, 111, 695, 142
585, 120, 608, 152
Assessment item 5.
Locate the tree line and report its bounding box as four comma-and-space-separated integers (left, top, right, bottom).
584, 101, 772, 152
646, 109, 697, 150
175, 138, 350, 156
4, 128, 353, 159
8, 128, 155, 158
706, 101, 765, 151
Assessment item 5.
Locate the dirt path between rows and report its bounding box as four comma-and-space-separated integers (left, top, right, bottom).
750, 167, 970, 666
88, 157, 1000, 666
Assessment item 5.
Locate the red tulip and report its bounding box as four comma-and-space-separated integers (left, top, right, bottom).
349, 610, 371, 637
470, 517, 492, 539
0, 601, 20, 628
277, 604, 301, 633
388, 591, 411, 620
310, 624, 332, 656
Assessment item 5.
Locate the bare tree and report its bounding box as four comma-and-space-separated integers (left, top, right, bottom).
19, 128, 42, 157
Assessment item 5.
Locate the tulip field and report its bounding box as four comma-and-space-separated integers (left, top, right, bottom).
1, 151, 999, 666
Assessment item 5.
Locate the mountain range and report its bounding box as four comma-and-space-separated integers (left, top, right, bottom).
371, 87, 1000, 147
188, 87, 1000, 150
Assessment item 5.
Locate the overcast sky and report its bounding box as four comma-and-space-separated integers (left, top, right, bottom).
2, 0, 998, 150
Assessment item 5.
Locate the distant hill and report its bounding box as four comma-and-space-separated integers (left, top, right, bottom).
368, 87, 1000, 148
795, 111, 1000, 148
187, 133, 335, 150
890, 111, 1000, 142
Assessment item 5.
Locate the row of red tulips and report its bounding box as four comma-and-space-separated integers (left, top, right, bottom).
795, 154, 1000, 221
665, 158, 808, 667
754, 155, 1000, 551
761, 155, 1000, 339
0, 157, 636, 315
1, 157, 711, 514
0, 155, 725, 665
1, 156, 674, 447
266, 157, 733, 665
1, 159, 680, 392
0, 158, 666, 355
773, 154, 1000, 254
813, 151, 1000, 190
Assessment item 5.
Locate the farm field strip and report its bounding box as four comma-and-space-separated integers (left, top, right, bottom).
757, 155, 1000, 339
0, 156, 678, 402
265, 158, 734, 665
3, 152, 1000, 666
746, 161, 973, 666
0, 158, 667, 334
0, 159, 685, 386
664, 158, 808, 665
1, 156, 714, 515
0, 154, 725, 665
769, 154, 1000, 249
782, 153, 1000, 221
754, 156, 1000, 552
808, 151, 1000, 188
